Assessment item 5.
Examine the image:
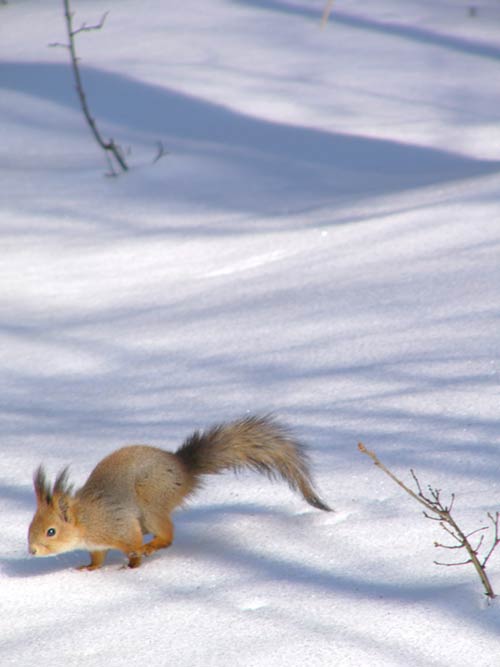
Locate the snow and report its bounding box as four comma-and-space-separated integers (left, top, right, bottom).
1, 0, 500, 664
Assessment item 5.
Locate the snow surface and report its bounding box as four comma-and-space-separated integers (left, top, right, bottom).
1, 0, 500, 665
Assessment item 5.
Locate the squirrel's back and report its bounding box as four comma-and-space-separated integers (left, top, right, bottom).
77, 445, 191, 514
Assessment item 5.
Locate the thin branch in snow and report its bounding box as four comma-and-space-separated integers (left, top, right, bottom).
483, 512, 500, 569
52, 0, 128, 173
71, 11, 109, 37
321, 0, 335, 27
358, 442, 500, 599
52, 1, 167, 174
152, 141, 169, 164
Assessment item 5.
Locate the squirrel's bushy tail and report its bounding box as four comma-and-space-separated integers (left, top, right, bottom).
175, 415, 331, 511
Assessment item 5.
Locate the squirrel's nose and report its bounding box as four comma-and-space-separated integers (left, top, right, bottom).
29, 546, 38, 555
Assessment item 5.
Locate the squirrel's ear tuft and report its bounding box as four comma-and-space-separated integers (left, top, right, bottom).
52, 467, 74, 521
33, 465, 51, 506
33, 465, 73, 508
53, 467, 72, 497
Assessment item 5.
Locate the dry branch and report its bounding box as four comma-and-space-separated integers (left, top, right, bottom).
55, 0, 128, 174
321, 0, 335, 27
358, 442, 500, 599
152, 141, 169, 164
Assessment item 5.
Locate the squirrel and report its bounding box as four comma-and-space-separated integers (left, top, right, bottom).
28, 415, 331, 570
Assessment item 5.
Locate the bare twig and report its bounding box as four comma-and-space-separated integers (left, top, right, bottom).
152, 141, 169, 164
71, 11, 109, 37
54, 0, 128, 173
321, 0, 335, 27
483, 512, 500, 568
358, 443, 440, 515
358, 442, 499, 599
434, 557, 473, 567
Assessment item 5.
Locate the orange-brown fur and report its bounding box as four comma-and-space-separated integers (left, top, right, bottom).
28, 416, 330, 570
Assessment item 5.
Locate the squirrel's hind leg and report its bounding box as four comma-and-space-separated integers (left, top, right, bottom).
142, 515, 174, 557
109, 519, 146, 569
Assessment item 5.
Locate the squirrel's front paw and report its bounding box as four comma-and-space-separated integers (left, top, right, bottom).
127, 553, 142, 568
75, 563, 103, 572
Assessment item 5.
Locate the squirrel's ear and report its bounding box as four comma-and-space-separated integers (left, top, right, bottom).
33, 465, 50, 506
56, 493, 75, 523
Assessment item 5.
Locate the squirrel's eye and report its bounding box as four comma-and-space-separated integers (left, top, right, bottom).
46, 528, 56, 537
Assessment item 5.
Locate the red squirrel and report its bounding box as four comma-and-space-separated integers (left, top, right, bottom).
28, 415, 331, 570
